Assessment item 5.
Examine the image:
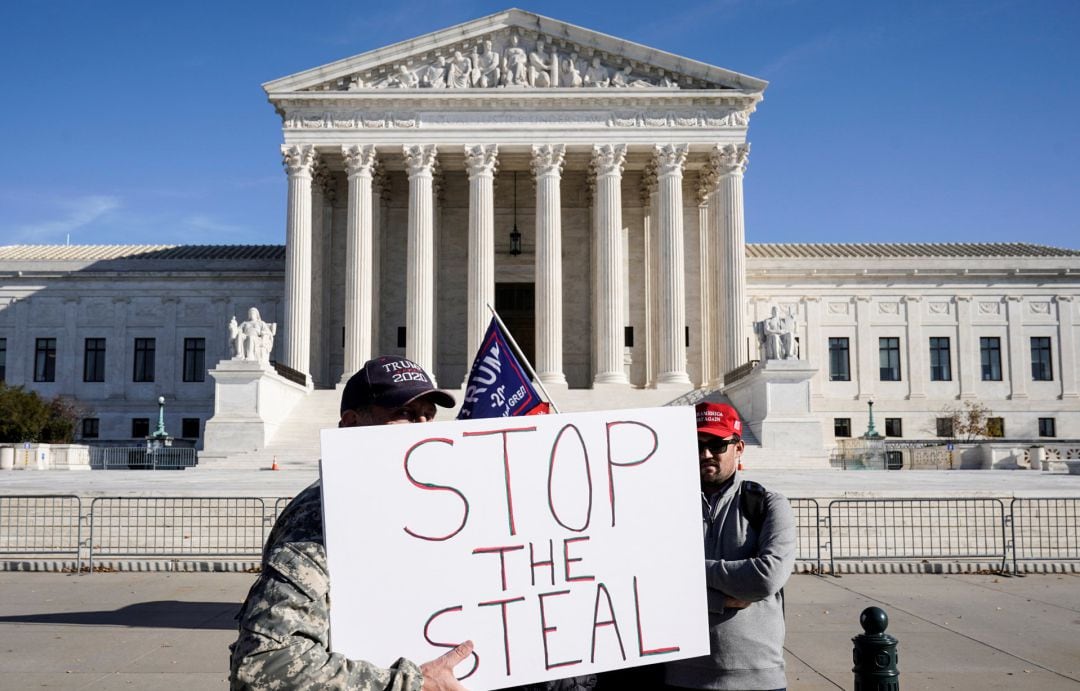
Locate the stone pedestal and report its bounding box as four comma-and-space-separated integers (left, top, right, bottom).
201, 360, 309, 459
724, 359, 827, 467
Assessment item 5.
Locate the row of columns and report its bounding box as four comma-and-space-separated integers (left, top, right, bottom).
280, 141, 750, 389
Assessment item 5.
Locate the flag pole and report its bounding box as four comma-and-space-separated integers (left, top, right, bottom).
486, 303, 561, 414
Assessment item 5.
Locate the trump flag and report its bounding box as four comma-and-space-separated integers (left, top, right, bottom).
457, 317, 548, 419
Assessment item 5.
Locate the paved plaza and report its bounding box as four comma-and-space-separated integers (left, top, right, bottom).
0, 571, 1077, 690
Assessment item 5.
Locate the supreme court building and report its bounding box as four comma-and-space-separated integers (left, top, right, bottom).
2, 10, 1078, 459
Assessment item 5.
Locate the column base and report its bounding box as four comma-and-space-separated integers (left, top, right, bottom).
537, 372, 567, 387
656, 372, 692, 386
593, 372, 629, 386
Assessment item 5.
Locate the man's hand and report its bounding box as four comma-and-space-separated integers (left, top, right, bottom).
723, 596, 752, 609
420, 640, 475, 691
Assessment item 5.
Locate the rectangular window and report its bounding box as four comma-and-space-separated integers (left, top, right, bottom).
1038, 417, 1056, 438
1030, 337, 1053, 381
929, 337, 952, 381
181, 418, 201, 439
885, 418, 902, 437
133, 338, 156, 382
0, 337, 6, 382
879, 337, 901, 381
81, 418, 100, 439
34, 338, 57, 382
980, 337, 1002, 381
834, 418, 852, 438
936, 418, 954, 438
986, 417, 1005, 438
828, 337, 850, 381
183, 338, 206, 382
131, 418, 150, 438
83, 338, 106, 383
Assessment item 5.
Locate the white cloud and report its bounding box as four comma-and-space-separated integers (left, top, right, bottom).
10, 195, 121, 244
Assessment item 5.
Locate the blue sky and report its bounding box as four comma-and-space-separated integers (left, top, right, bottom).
1, 0, 1077, 248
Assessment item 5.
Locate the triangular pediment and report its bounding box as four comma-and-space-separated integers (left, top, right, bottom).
263, 9, 766, 95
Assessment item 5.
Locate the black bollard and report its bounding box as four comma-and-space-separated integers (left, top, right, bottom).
852, 606, 899, 690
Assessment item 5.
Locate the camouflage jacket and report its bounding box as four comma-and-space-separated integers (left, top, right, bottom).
229, 482, 424, 690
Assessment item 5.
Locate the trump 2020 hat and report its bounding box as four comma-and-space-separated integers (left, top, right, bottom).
340, 356, 456, 413
695, 402, 743, 439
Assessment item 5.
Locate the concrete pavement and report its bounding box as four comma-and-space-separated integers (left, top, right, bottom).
0, 572, 1077, 690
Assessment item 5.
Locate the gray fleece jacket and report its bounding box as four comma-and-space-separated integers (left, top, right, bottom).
665, 473, 796, 690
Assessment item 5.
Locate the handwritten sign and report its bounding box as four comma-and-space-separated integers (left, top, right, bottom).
320, 406, 708, 690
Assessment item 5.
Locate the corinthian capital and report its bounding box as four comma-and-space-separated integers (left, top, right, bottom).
591, 144, 627, 177
313, 161, 332, 194
696, 168, 718, 205
709, 143, 750, 177
530, 144, 565, 178
653, 143, 689, 177
281, 144, 318, 176
464, 144, 499, 178
403, 144, 438, 177
342, 145, 378, 177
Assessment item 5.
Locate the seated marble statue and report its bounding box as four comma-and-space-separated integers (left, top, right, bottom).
560, 53, 583, 87
231, 307, 277, 364
757, 306, 797, 360
419, 56, 447, 88
387, 64, 419, 88
502, 35, 528, 86
475, 40, 500, 87
446, 52, 471, 88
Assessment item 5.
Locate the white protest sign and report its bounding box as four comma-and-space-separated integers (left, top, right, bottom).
320, 406, 708, 690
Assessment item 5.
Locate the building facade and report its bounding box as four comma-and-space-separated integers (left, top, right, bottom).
1, 11, 1078, 449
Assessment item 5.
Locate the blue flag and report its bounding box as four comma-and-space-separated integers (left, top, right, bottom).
457, 317, 548, 419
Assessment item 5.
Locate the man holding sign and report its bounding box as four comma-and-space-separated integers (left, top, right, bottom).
229, 356, 474, 691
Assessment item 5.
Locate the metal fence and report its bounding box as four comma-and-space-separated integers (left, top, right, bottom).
3, 494, 1078, 573
1010, 498, 1080, 572
790, 498, 822, 572
88, 497, 266, 569
89, 447, 198, 470
0, 495, 82, 569
828, 498, 1008, 573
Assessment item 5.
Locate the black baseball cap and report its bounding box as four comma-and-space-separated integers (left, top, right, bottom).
340, 356, 456, 414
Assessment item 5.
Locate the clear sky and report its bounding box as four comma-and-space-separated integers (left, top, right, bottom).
2, 1, 1077, 249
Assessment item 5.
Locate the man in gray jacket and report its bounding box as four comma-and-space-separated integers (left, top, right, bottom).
663, 402, 796, 691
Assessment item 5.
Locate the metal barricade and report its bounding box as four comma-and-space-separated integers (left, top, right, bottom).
828, 498, 1008, 573
88, 497, 265, 569
789, 498, 822, 573
273, 497, 293, 521
1010, 497, 1080, 573
89, 447, 197, 470
0, 495, 82, 570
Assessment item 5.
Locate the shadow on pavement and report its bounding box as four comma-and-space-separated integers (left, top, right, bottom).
0, 600, 239, 630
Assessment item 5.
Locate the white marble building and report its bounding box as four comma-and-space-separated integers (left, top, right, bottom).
1, 11, 1078, 452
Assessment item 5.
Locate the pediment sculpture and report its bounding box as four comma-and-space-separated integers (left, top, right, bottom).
229, 307, 277, 365
324, 31, 690, 92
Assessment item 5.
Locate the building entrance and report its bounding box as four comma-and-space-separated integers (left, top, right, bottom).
495, 282, 535, 367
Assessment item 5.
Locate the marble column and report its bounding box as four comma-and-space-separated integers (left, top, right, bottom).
654, 144, 691, 385
854, 296, 874, 401
641, 163, 659, 387
342, 145, 377, 381
310, 162, 328, 386
955, 295, 976, 399
696, 172, 716, 388
372, 167, 388, 355
1057, 295, 1078, 399
1005, 295, 1028, 399
403, 144, 438, 379
281, 144, 318, 382
531, 144, 567, 386
709, 143, 750, 378
464, 144, 499, 377
903, 295, 927, 399
592, 143, 628, 385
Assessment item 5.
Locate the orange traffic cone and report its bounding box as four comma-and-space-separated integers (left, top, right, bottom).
271, 456, 280, 471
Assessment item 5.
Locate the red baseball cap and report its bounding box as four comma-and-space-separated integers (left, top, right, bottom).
695, 402, 743, 439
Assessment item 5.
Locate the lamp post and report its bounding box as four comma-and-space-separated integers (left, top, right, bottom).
864, 399, 882, 440
154, 395, 167, 438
